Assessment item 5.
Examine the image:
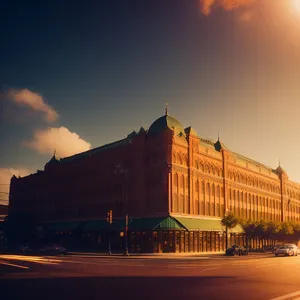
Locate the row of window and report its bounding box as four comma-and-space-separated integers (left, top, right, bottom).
228, 170, 280, 193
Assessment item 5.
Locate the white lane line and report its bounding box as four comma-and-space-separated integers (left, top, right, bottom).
172, 266, 196, 269
0, 260, 29, 269
270, 290, 300, 300
203, 267, 218, 271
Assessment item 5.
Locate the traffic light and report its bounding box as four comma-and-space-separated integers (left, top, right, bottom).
107, 209, 113, 224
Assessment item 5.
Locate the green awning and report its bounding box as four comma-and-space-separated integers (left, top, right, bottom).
174, 217, 223, 231
45, 221, 85, 232
228, 223, 244, 234
81, 216, 185, 232
131, 216, 184, 230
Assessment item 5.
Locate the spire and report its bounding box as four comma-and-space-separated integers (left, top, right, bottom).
165, 102, 168, 116
54, 148, 56, 156
218, 132, 220, 141
279, 158, 281, 166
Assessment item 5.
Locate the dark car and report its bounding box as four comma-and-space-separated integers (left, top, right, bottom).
2, 244, 33, 255
225, 245, 248, 256
36, 244, 68, 255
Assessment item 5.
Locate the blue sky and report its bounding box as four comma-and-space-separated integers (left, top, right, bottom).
1, 0, 300, 204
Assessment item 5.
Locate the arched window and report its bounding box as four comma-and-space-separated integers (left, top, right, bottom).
174, 174, 178, 186
206, 183, 210, 195
172, 153, 176, 164
173, 193, 178, 212
180, 194, 184, 213
204, 164, 208, 173
200, 163, 204, 171
178, 154, 182, 165
205, 202, 210, 216
195, 181, 199, 193
181, 175, 184, 189
217, 186, 220, 198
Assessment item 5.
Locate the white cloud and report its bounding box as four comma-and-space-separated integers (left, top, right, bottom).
200, 0, 257, 15
23, 126, 92, 157
0, 167, 33, 205
7, 88, 59, 123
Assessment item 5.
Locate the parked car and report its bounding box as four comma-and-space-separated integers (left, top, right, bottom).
225, 245, 248, 256
3, 244, 33, 255
275, 244, 299, 256
272, 244, 282, 253
36, 244, 68, 255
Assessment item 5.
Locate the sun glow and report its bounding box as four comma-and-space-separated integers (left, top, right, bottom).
294, 0, 300, 11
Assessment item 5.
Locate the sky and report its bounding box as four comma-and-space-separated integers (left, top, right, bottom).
1, 0, 300, 204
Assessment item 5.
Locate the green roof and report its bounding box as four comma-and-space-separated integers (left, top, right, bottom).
81, 216, 185, 232
174, 216, 244, 233
130, 216, 183, 230
148, 115, 186, 137
43, 217, 244, 233
228, 223, 244, 234
174, 217, 223, 231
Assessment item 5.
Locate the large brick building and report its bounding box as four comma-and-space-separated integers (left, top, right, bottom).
8, 111, 300, 252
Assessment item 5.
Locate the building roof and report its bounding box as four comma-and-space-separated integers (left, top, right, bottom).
184, 126, 198, 136
275, 165, 287, 175
214, 140, 228, 151
147, 114, 186, 137
45, 153, 60, 165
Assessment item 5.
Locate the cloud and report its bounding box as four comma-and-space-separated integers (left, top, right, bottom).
239, 10, 253, 22
200, 0, 257, 15
0, 167, 33, 204
200, 0, 215, 15
23, 126, 92, 157
7, 88, 59, 123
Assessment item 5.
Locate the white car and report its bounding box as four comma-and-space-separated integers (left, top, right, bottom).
275, 244, 299, 256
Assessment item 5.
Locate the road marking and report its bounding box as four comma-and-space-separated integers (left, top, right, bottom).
270, 290, 300, 300
0, 260, 29, 269
172, 265, 196, 269
203, 267, 218, 271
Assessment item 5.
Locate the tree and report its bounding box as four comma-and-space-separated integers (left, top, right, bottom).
239, 220, 257, 248
265, 221, 281, 240
292, 223, 300, 240
221, 212, 238, 249
280, 222, 294, 240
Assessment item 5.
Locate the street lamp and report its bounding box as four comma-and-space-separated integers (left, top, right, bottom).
115, 164, 129, 256
225, 208, 229, 250
164, 160, 172, 213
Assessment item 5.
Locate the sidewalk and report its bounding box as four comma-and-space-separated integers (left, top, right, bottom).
68, 251, 273, 259
69, 251, 226, 259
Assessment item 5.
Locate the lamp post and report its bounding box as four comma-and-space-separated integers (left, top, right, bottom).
164, 160, 172, 213
115, 164, 129, 256
225, 208, 229, 250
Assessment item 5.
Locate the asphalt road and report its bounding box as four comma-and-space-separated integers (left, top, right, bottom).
1, 253, 300, 300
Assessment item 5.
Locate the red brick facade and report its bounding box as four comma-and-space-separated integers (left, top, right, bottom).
7, 113, 300, 252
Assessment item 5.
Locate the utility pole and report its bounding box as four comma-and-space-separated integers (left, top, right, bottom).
115, 164, 129, 256
106, 209, 113, 255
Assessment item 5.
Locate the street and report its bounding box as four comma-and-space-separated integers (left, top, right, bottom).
0, 253, 300, 300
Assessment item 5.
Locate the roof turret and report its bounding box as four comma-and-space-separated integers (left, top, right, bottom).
148, 114, 186, 137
